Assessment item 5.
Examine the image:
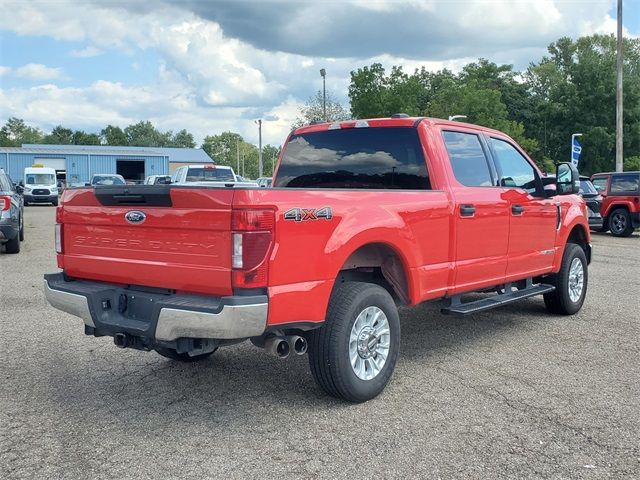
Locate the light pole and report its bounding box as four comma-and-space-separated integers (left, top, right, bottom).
255, 119, 263, 178
571, 133, 583, 166
320, 68, 326, 121
448, 115, 467, 121
615, 0, 623, 172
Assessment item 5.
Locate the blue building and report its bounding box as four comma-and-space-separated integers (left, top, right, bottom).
0, 144, 213, 185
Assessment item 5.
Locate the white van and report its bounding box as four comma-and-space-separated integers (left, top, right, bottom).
23, 167, 59, 206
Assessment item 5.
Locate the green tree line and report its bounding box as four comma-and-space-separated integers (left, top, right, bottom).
348, 34, 640, 174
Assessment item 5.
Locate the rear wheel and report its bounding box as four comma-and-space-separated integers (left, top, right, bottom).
308, 282, 400, 403
155, 347, 217, 362
609, 208, 633, 237
19, 214, 24, 241
543, 243, 587, 315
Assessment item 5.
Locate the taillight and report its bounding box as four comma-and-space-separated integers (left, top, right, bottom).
55, 207, 63, 253
231, 209, 275, 288
0, 196, 10, 211
55, 224, 63, 253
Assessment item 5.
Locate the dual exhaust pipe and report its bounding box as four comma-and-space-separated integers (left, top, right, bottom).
264, 335, 307, 359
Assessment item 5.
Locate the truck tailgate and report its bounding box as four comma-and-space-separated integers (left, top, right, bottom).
58, 187, 234, 296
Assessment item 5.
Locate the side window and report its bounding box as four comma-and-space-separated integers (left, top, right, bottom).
591, 177, 607, 193
610, 174, 640, 194
489, 138, 537, 192
442, 131, 493, 187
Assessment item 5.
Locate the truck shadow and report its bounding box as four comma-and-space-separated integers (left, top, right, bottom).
45, 296, 550, 423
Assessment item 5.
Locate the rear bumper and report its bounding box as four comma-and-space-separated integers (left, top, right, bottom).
43, 273, 268, 342
588, 215, 603, 229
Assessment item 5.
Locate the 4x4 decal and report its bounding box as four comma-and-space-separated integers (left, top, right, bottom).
284, 207, 333, 222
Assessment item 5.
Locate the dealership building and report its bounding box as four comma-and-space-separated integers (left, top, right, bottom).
0, 144, 213, 185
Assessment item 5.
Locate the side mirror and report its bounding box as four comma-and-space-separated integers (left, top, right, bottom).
555, 162, 580, 195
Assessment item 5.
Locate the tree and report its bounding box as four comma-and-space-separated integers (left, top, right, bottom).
101, 125, 128, 146
201, 131, 244, 168
261, 144, 281, 176
124, 121, 169, 147
43, 125, 74, 144
72, 130, 101, 145
0, 117, 44, 146
293, 90, 350, 128
171, 129, 196, 148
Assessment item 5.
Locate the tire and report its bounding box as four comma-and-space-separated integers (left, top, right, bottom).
52, 198, 59, 207
543, 243, 588, 315
308, 282, 400, 403
19, 215, 24, 242
4, 233, 20, 253
154, 347, 217, 362
608, 208, 633, 237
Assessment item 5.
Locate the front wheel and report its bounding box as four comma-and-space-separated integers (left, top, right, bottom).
543, 243, 588, 315
609, 208, 634, 237
308, 282, 400, 403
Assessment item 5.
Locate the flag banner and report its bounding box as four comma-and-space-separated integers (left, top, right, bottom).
571, 137, 582, 166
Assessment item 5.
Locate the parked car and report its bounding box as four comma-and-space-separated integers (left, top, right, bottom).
579, 176, 604, 230
171, 164, 238, 186
144, 175, 172, 185
23, 166, 59, 206
235, 175, 258, 186
88, 174, 126, 186
44, 116, 590, 403
0, 168, 25, 253
256, 177, 273, 187
590, 171, 640, 237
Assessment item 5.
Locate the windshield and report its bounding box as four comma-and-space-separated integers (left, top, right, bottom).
579, 179, 597, 194
275, 127, 430, 189
186, 168, 235, 182
26, 173, 55, 185
93, 175, 125, 185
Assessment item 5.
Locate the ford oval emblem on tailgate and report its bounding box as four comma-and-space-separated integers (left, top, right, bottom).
125, 211, 146, 224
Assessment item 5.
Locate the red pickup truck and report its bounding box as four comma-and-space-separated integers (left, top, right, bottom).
45, 117, 591, 402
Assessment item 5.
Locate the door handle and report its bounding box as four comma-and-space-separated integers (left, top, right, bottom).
512, 205, 524, 215
460, 205, 476, 217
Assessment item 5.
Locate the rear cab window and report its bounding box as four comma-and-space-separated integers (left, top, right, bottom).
442, 131, 493, 187
275, 127, 430, 189
186, 167, 235, 182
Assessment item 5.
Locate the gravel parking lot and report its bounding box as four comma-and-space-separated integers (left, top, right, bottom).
1, 206, 638, 479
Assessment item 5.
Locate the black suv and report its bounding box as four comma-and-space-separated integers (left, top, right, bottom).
0, 169, 25, 253
579, 176, 604, 230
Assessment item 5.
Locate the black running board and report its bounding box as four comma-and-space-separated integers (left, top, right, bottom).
441, 281, 555, 316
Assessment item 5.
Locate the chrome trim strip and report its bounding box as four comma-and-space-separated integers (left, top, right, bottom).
156, 303, 268, 341
43, 279, 95, 327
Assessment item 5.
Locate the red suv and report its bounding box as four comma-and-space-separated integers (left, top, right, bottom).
591, 171, 640, 237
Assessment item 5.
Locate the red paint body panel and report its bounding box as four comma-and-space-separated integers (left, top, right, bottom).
55, 118, 590, 330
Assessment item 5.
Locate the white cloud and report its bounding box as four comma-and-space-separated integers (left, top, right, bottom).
0, 0, 631, 149
70, 45, 103, 58
14, 63, 64, 80
0, 66, 11, 76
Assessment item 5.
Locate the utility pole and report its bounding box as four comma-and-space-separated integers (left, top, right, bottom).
615, 0, 624, 172
236, 140, 240, 173
255, 119, 263, 178
320, 68, 327, 121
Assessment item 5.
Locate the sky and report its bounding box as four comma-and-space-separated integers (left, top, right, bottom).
0, 0, 639, 147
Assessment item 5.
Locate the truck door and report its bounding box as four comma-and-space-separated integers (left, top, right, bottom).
442, 130, 510, 293
487, 137, 557, 280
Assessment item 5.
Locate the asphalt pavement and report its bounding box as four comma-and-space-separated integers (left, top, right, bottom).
1, 206, 638, 479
